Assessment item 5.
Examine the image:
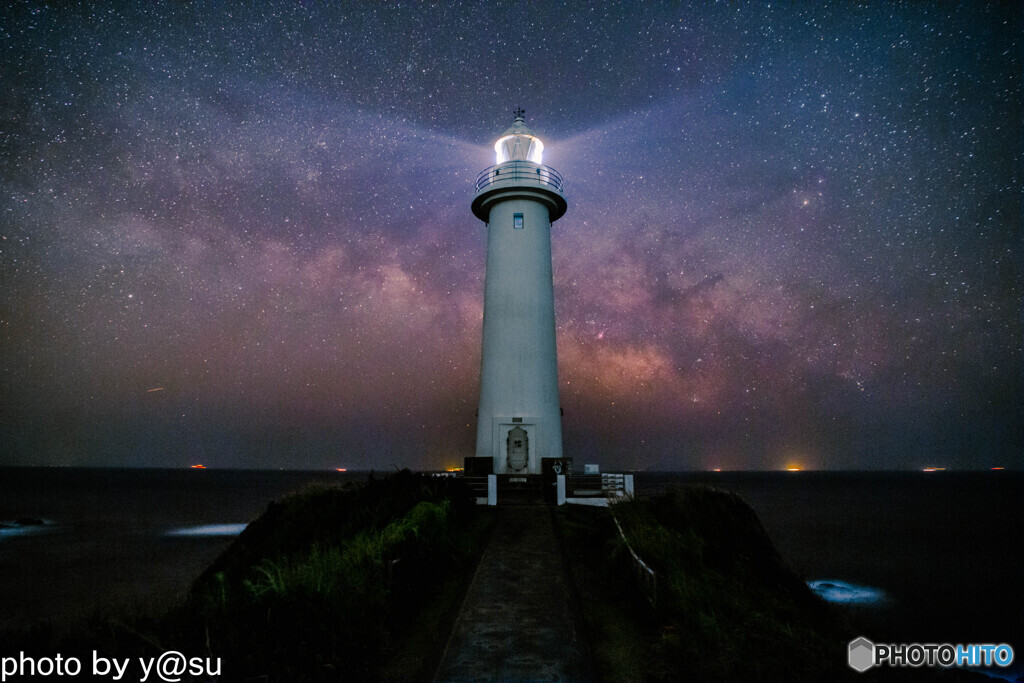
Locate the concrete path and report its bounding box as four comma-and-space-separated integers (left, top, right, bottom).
434, 506, 592, 682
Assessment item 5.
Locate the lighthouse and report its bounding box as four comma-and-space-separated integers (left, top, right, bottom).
471, 109, 567, 475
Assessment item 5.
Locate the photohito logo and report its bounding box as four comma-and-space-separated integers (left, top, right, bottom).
848, 637, 1015, 672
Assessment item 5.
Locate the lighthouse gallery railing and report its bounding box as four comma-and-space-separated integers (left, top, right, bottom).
475, 161, 564, 193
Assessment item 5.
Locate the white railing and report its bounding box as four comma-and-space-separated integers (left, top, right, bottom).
475, 161, 564, 193
611, 511, 657, 608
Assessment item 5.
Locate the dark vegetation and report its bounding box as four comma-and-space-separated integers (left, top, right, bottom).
182, 470, 493, 681
4, 471, 494, 681
557, 485, 846, 681
557, 485, 993, 682
6, 477, 995, 681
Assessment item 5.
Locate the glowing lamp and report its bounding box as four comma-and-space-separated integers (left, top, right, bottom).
493, 110, 544, 164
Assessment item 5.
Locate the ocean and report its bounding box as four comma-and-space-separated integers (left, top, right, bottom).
0, 468, 1020, 677
0, 468, 356, 631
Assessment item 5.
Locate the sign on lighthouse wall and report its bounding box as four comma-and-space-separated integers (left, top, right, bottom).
471, 110, 567, 475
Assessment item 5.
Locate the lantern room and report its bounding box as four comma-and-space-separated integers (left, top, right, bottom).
493, 107, 544, 164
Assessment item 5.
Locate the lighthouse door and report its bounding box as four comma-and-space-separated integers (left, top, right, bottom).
506, 426, 529, 472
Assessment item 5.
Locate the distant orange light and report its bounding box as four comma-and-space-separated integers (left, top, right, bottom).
990, 467, 1004, 471
712, 468, 721, 472
190, 464, 206, 469
335, 468, 347, 472
786, 467, 801, 472
922, 467, 946, 472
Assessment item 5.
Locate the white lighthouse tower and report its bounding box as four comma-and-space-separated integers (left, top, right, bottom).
471, 109, 567, 476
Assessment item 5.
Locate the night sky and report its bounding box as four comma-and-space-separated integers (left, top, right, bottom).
1, 2, 1020, 471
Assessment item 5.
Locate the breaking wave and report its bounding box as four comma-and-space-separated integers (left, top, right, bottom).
165, 523, 248, 537
807, 579, 887, 605
0, 519, 50, 540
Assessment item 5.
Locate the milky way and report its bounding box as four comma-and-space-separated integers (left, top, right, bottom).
1, 3, 1020, 470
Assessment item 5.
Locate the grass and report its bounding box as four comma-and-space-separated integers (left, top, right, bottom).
612, 485, 844, 681
557, 485, 849, 682
177, 471, 490, 681
378, 508, 496, 681
555, 504, 650, 682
